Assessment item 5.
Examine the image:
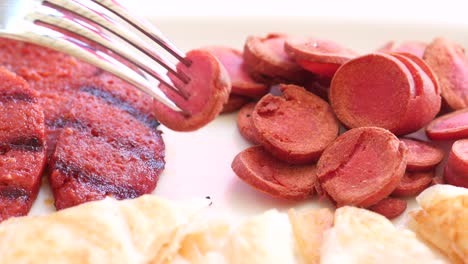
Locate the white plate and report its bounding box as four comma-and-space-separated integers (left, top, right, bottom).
29, 17, 468, 226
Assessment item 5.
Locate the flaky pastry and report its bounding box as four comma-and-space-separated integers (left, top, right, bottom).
320, 206, 449, 264
0, 195, 208, 264
288, 208, 334, 264
0, 186, 464, 264
408, 184, 468, 264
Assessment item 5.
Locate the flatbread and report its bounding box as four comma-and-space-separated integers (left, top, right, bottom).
0, 195, 208, 264
0, 186, 464, 263
408, 184, 468, 264
321, 206, 449, 264
223, 210, 299, 264
170, 210, 301, 264
288, 208, 333, 264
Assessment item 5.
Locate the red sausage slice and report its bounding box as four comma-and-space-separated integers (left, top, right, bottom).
252, 84, 339, 164
330, 52, 440, 135
423, 37, 468, 110
396, 52, 440, 94
231, 146, 316, 200
243, 33, 307, 84
236, 102, 261, 144
400, 138, 444, 171
154, 49, 231, 131
385, 53, 441, 133
221, 94, 250, 114
0, 68, 46, 222
368, 197, 407, 220
316, 127, 407, 207
426, 108, 468, 140
377, 41, 427, 58
49, 93, 165, 209
392, 171, 434, 197
202, 46, 269, 98
444, 139, 468, 188
285, 37, 358, 77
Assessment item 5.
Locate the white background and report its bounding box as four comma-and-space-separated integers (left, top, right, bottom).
128, 0, 468, 25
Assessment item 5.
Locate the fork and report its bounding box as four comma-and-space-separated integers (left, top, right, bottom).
0, 0, 189, 112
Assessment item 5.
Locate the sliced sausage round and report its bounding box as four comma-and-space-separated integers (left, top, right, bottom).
400, 138, 444, 171
284, 37, 358, 77
397, 52, 440, 94
330, 52, 440, 135
392, 171, 434, 197
252, 84, 339, 164
316, 127, 407, 207
202, 46, 269, 98
444, 139, 468, 188
243, 33, 307, 84
236, 102, 261, 144
231, 146, 316, 200
367, 197, 407, 220
426, 108, 468, 140
154, 49, 231, 131
423, 37, 468, 110
221, 94, 250, 114
49, 93, 165, 210
377, 41, 427, 58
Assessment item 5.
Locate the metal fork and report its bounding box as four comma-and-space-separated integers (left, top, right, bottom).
0, 0, 189, 112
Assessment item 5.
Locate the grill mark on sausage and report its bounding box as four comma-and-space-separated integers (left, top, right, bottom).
80, 86, 160, 129
0, 92, 35, 103
59, 120, 164, 164
0, 137, 44, 154
11, 137, 44, 150
46, 111, 164, 170
53, 159, 142, 199
0, 186, 29, 200
46, 117, 89, 131
46, 117, 68, 129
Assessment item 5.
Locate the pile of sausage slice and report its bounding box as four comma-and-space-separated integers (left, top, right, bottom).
203, 34, 468, 219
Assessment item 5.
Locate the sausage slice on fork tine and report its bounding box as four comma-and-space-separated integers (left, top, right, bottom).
154, 50, 231, 131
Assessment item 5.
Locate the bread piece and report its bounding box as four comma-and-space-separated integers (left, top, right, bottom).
321, 206, 449, 264
224, 210, 299, 264
408, 184, 468, 264
170, 210, 301, 264
165, 220, 231, 264
0, 195, 207, 264
288, 208, 333, 264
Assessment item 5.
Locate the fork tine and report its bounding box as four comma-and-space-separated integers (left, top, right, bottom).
31, 4, 191, 100
89, 0, 192, 67
44, 0, 191, 84
9, 20, 184, 112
